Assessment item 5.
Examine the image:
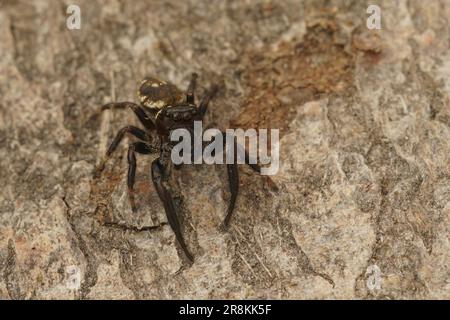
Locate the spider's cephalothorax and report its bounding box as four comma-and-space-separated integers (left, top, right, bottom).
99, 73, 260, 262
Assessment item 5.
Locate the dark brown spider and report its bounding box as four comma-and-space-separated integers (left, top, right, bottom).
98, 73, 260, 262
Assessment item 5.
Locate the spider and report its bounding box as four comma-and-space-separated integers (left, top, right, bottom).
98, 73, 261, 262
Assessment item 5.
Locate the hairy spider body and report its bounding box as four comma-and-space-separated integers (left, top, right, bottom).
99, 73, 260, 262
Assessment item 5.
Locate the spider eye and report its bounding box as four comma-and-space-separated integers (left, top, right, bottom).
183, 113, 191, 120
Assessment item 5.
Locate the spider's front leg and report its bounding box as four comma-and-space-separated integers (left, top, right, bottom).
102, 102, 155, 130
151, 158, 194, 262
186, 73, 198, 104
96, 125, 150, 173
197, 85, 219, 119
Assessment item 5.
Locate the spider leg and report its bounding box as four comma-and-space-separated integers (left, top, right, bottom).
127, 142, 159, 212
223, 148, 261, 228
96, 125, 152, 174
219, 133, 261, 228
186, 73, 198, 104
224, 162, 239, 228
151, 158, 194, 262
197, 85, 219, 118
106, 125, 149, 157
102, 102, 155, 130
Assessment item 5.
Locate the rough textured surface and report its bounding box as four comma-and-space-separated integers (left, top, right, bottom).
1, 0, 450, 299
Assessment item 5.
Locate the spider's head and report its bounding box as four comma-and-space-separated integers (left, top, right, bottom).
162, 104, 198, 122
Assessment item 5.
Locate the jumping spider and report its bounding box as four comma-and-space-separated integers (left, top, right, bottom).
98, 73, 261, 262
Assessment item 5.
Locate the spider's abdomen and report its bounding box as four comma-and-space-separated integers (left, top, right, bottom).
138, 77, 184, 110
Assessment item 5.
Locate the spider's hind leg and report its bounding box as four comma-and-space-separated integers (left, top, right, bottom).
220, 133, 262, 229
224, 162, 239, 228
127, 142, 158, 212
151, 158, 194, 262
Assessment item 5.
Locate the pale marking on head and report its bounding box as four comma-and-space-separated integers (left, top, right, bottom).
149, 100, 166, 109
155, 108, 165, 120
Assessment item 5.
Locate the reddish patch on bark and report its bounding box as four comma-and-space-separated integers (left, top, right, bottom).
232, 20, 356, 136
